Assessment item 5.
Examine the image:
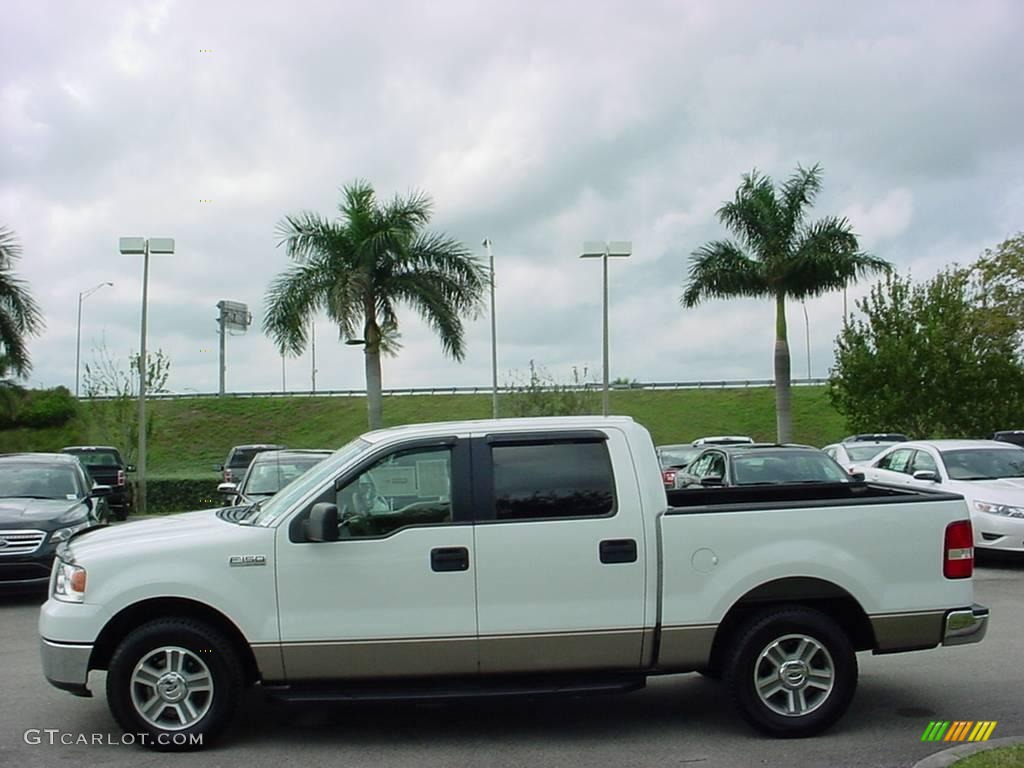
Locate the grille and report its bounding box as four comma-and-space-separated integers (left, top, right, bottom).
0, 529, 47, 556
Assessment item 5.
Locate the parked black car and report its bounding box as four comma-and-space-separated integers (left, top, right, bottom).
60, 446, 134, 520
215, 444, 287, 485
0, 453, 110, 592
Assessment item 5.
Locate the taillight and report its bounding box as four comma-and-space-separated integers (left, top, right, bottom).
662, 469, 676, 486
116, 469, 125, 486
944, 520, 974, 579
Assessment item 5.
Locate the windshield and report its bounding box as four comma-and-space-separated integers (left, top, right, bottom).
242, 455, 330, 495
940, 448, 1024, 480
731, 451, 850, 485
659, 447, 699, 468
0, 465, 83, 499
64, 449, 121, 466
250, 439, 370, 526
845, 444, 895, 462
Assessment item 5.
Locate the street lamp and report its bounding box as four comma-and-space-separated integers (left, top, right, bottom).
75, 281, 113, 397
580, 240, 632, 416
482, 238, 498, 418
119, 236, 174, 517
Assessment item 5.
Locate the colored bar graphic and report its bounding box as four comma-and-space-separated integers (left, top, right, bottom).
921, 721, 996, 742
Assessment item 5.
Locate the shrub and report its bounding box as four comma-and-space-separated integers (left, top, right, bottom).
140, 477, 226, 516
16, 386, 78, 428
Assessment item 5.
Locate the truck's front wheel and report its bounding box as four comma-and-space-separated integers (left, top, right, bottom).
106, 618, 242, 751
723, 607, 857, 738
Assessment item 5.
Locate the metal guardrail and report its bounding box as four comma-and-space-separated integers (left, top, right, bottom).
82, 378, 830, 401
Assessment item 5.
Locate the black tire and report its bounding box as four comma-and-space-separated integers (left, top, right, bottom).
106, 618, 243, 751
722, 606, 857, 738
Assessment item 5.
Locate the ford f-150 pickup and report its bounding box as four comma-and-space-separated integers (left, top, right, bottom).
38, 416, 989, 750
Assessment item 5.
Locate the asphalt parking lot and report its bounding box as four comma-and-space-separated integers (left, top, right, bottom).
1, 557, 1021, 768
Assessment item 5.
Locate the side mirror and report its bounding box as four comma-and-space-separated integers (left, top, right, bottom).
126, 464, 136, 473
913, 470, 939, 482
305, 503, 339, 542
90, 484, 112, 498
217, 482, 238, 495
850, 472, 865, 482
700, 475, 724, 487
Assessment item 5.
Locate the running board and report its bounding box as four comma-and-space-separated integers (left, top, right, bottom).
263, 675, 646, 704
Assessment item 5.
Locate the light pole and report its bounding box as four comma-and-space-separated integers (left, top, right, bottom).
119, 237, 174, 517
482, 238, 498, 418
75, 281, 113, 397
802, 299, 811, 380
580, 240, 631, 416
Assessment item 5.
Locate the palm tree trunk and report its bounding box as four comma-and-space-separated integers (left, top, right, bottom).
774, 292, 792, 443
363, 316, 384, 430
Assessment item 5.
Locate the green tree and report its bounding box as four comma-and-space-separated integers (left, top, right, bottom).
0, 226, 44, 377
264, 180, 487, 429
681, 164, 890, 442
970, 232, 1024, 344
828, 268, 1024, 438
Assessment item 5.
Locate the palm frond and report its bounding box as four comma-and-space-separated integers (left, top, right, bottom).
388, 272, 468, 360
262, 258, 339, 355
716, 169, 781, 257
681, 240, 769, 307
784, 217, 891, 299
0, 227, 43, 377
779, 163, 823, 235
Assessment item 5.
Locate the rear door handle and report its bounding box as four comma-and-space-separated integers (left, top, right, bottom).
599, 539, 638, 564
431, 546, 470, 572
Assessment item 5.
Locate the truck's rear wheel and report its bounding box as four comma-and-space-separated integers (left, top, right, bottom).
106, 618, 242, 751
723, 607, 857, 738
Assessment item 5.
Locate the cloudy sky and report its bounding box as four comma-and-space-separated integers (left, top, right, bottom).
3, 0, 1022, 395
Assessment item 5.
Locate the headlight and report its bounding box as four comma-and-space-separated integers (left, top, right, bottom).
50, 520, 91, 544
974, 500, 1024, 519
53, 560, 87, 603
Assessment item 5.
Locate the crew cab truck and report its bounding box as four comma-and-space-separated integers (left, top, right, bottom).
39, 417, 989, 751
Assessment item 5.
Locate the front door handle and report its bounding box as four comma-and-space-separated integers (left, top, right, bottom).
599, 538, 638, 564
431, 546, 469, 572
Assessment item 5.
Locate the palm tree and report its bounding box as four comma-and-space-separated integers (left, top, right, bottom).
0, 226, 44, 378
682, 164, 890, 442
264, 180, 487, 429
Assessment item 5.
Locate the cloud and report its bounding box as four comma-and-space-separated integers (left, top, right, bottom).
2, 0, 1022, 397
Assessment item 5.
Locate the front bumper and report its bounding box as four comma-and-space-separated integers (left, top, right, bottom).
942, 603, 989, 646
40, 637, 93, 697
0, 550, 56, 592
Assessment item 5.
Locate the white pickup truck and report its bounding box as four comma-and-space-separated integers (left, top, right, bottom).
39, 416, 989, 751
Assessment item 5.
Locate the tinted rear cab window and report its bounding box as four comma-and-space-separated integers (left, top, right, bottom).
491, 441, 615, 520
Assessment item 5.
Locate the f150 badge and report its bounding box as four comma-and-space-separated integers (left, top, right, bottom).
229, 555, 266, 567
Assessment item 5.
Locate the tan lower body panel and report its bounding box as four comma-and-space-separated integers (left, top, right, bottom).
280, 637, 477, 680
478, 628, 644, 674
252, 643, 285, 682
654, 625, 717, 671
870, 611, 945, 651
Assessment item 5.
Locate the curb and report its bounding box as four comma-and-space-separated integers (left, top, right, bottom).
912, 735, 1024, 768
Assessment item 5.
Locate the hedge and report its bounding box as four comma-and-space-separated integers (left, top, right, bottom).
136, 477, 227, 516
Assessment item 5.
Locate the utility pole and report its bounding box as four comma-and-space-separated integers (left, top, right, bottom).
311, 319, 317, 392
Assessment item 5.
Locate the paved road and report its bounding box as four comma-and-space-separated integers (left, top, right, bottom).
1, 558, 1021, 768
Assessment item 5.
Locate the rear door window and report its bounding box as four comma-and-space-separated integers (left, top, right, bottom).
489, 441, 615, 520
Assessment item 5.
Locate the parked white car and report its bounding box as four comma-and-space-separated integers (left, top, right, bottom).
862, 440, 1024, 552
822, 441, 899, 474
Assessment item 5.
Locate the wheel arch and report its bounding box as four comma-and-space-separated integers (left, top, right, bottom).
89, 597, 260, 685
706, 577, 875, 674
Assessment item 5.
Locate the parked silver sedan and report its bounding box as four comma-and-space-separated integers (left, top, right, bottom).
218, 449, 332, 507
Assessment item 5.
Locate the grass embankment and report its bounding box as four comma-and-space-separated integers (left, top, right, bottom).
952, 744, 1024, 767
0, 385, 846, 478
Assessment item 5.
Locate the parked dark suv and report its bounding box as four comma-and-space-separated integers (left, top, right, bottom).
990, 430, 1024, 447
0, 453, 110, 592
215, 444, 286, 485
60, 446, 134, 520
